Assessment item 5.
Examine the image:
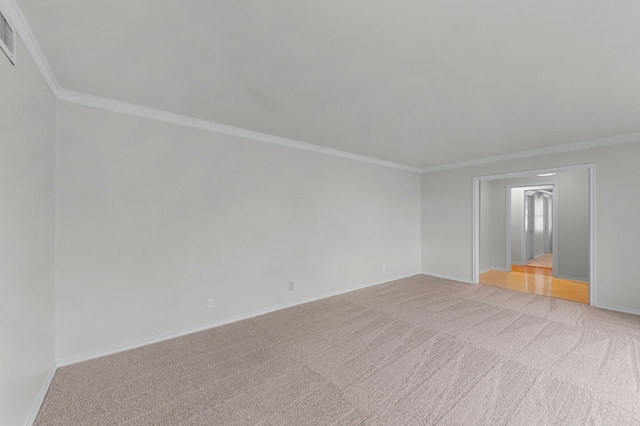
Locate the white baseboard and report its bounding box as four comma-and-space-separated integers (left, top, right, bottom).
555, 274, 588, 283
593, 303, 640, 317
56, 273, 419, 367
26, 362, 57, 426
479, 267, 509, 274
29, 273, 638, 425
420, 271, 474, 285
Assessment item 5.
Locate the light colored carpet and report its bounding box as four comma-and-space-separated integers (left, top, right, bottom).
35, 274, 640, 425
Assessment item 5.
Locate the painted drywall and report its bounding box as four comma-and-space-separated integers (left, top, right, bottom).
478, 180, 493, 273
0, 38, 56, 425
421, 140, 640, 314
54, 102, 422, 361
488, 181, 508, 270
555, 169, 590, 280
510, 187, 525, 265
480, 170, 589, 281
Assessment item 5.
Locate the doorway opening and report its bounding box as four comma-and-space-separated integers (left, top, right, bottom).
472, 165, 594, 305
520, 185, 554, 269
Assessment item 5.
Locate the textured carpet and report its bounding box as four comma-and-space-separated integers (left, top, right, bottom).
35, 274, 640, 425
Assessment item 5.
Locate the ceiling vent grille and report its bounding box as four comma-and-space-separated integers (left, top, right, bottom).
0, 8, 16, 64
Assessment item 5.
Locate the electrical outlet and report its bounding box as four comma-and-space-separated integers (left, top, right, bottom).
289, 282, 295, 291
382, 264, 387, 271
206, 298, 214, 309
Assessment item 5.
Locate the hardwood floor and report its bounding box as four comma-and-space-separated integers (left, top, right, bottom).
480, 265, 589, 304
525, 253, 553, 269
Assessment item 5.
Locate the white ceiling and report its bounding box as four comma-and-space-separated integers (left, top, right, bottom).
17, 0, 640, 169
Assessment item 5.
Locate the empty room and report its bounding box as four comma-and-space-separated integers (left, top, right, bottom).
2, 1, 640, 425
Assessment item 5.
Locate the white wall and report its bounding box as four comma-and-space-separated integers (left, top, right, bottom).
54, 102, 422, 361
488, 180, 508, 270
510, 187, 524, 265
0, 39, 56, 425
555, 169, 590, 280
422, 142, 640, 314
478, 180, 493, 272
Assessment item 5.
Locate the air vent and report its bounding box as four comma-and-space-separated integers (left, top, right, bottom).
0, 8, 16, 65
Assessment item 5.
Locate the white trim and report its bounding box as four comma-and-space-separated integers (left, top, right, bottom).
471, 179, 480, 283
422, 133, 640, 173
486, 267, 509, 273
55, 89, 640, 175
588, 166, 596, 305
505, 185, 512, 269
473, 164, 596, 307
50, 91, 640, 176
0, 2, 17, 65
5, 0, 640, 175
594, 304, 640, 317
555, 274, 588, 283
1, 0, 420, 173
473, 164, 592, 183
57, 90, 422, 173
552, 183, 559, 276
421, 271, 473, 285
56, 274, 418, 367
25, 362, 57, 426
0, 0, 59, 95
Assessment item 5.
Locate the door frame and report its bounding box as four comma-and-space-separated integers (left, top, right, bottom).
472, 164, 595, 306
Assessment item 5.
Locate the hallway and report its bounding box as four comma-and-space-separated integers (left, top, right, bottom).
525, 253, 553, 269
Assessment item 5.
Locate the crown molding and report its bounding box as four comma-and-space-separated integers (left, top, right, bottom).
5, 0, 640, 175
2, 0, 420, 174
421, 132, 640, 173
0, 0, 60, 96
57, 89, 422, 173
